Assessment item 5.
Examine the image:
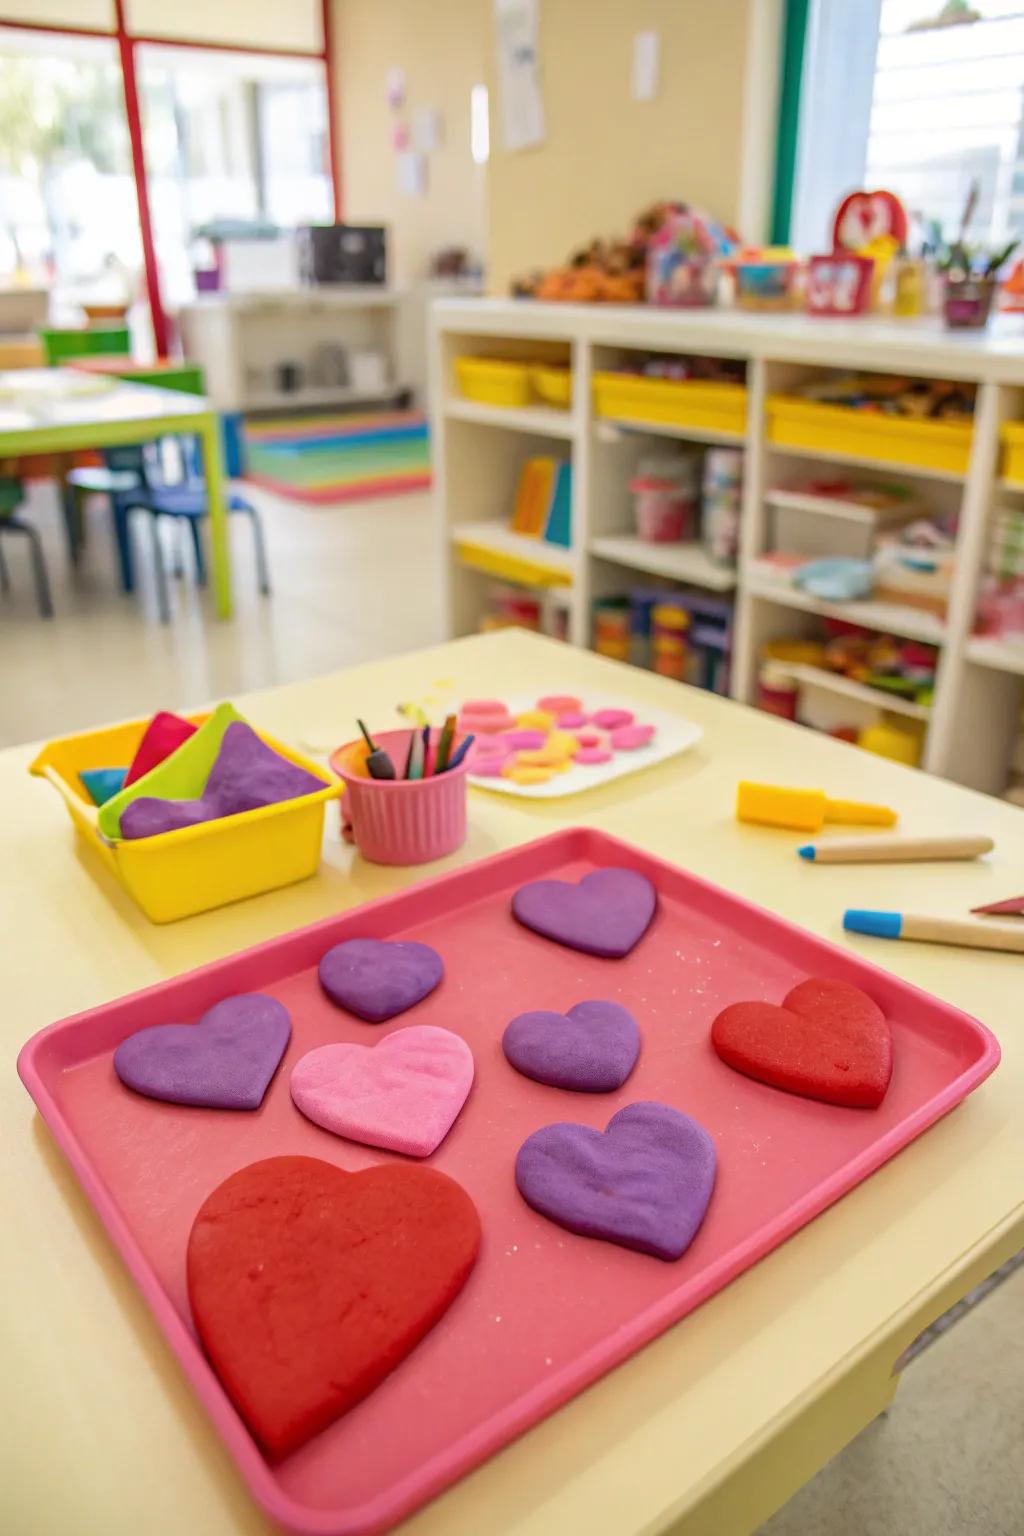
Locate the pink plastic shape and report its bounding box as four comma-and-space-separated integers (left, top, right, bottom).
18, 828, 999, 1536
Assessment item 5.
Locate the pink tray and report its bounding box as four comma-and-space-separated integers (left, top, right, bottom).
18, 828, 999, 1535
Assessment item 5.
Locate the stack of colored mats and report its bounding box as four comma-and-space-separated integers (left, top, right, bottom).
244, 411, 431, 504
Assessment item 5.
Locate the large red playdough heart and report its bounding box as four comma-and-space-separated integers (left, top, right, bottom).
187, 1155, 481, 1458
711, 976, 892, 1108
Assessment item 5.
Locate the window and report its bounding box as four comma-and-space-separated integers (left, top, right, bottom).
788, 0, 1024, 252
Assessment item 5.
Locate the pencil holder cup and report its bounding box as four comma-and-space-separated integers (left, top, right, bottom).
329, 729, 469, 865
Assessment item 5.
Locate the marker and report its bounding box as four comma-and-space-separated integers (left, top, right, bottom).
442, 734, 474, 773
799, 834, 994, 864
434, 712, 457, 774
404, 726, 425, 781
843, 909, 1024, 954
356, 720, 395, 780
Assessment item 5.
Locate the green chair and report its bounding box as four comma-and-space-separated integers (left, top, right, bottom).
0, 476, 54, 618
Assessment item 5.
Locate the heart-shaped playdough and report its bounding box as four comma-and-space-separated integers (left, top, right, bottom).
515, 1102, 715, 1260
319, 938, 444, 1022
188, 1156, 480, 1458
290, 1025, 474, 1156
712, 976, 892, 1108
503, 1000, 640, 1091
512, 867, 657, 957
113, 993, 291, 1109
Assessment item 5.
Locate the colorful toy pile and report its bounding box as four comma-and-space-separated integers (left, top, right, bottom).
795, 373, 975, 423
593, 588, 732, 693
461, 696, 656, 786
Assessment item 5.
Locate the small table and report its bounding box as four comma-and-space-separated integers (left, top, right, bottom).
4, 631, 1022, 1535
0, 368, 231, 617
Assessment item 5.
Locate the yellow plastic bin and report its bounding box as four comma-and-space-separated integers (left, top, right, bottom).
530, 365, 572, 408
454, 357, 531, 408
1002, 423, 1024, 485
30, 712, 341, 923
593, 373, 747, 436
766, 395, 973, 476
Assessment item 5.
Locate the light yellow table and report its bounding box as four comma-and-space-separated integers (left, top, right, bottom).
4, 631, 1022, 1536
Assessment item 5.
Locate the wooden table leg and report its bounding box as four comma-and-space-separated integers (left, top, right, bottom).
196, 415, 232, 618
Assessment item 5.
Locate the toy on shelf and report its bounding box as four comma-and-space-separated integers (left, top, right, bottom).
592, 586, 732, 693
833, 189, 908, 254
702, 448, 743, 567
645, 205, 739, 308
806, 252, 875, 317
933, 179, 1019, 330
766, 479, 922, 562
731, 248, 802, 312
629, 452, 699, 543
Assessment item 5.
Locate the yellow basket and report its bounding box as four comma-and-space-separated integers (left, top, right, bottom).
766, 395, 973, 475
530, 365, 572, 409
592, 373, 747, 436
1002, 422, 1024, 486
454, 357, 531, 408
30, 712, 341, 923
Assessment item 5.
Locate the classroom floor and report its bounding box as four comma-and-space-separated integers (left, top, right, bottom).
0, 479, 444, 748
1, 479, 1021, 1533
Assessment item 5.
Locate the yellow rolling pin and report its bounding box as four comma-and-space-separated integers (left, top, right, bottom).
736, 781, 898, 833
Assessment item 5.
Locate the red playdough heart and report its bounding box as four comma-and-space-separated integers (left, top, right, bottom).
711, 976, 892, 1108
187, 1155, 481, 1458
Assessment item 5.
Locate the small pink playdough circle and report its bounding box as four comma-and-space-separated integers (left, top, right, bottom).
610, 723, 655, 750
473, 736, 509, 756
469, 753, 511, 776
574, 746, 613, 765
537, 695, 581, 714
459, 710, 516, 734
556, 710, 587, 728
591, 708, 634, 730
576, 727, 610, 749
462, 699, 509, 717
502, 729, 548, 750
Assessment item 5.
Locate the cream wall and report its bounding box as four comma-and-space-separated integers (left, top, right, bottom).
485, 0, 756, 293
331, 0, 488, 285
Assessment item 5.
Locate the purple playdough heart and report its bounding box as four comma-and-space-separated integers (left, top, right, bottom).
113, 993, 291, 1110
515, 1101, 716, 1260
120, 722, 325, 839
503, 1000, 640, 1091
318, 938, 444, 1022
511, 867, 657, 958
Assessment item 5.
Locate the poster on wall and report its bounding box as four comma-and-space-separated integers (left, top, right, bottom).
494, 0, 545, 151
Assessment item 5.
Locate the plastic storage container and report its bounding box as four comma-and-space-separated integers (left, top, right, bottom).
530, 365, 572, 408
1002, 423, 1024, 486
630, 453, 699, 543
766, 483, 919, 560
593, 372, 747, 437
651, 601, 690, 680
30, 712, 341, 923
454, 357, 531, 408
766, 395, 973, 476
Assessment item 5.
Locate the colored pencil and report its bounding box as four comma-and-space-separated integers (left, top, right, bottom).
843, 909, 1024, 953
404, 727, 425, 781
799, 835, 993, 864
434, 713, 457, 774
443, 734, 474, 772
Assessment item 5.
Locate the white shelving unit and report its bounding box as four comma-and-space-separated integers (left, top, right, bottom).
430, 298, 1024, 795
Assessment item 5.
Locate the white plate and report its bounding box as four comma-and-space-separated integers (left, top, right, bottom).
466, 691, 703, 799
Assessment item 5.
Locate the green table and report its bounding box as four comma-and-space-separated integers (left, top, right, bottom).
0, 369, 231, 617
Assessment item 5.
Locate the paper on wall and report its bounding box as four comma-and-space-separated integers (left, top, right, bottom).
494, 0, 545, 151
632, 30, 660, 102
397, 151, 428, 197
413, 107, 443, 153
385, 67, 406, 110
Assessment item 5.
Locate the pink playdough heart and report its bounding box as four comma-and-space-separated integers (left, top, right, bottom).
290, 1025, 474, 1157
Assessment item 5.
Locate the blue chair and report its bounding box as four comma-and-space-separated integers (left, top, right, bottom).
0, 475, 54, 618
65, 444, 154, 592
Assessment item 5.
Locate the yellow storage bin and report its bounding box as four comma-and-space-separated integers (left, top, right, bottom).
530, 365, 572, 409
454, 357, 531, 408
593, 372, 747, 436
767, 395, 973, 476
30, 712, 341, 923
1002, 422, 1024, 486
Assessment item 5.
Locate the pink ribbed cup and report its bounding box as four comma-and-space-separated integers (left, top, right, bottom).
329, 729, 469, 865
